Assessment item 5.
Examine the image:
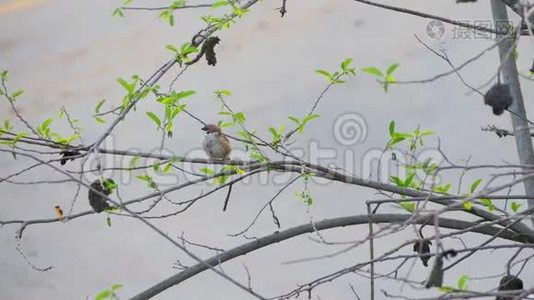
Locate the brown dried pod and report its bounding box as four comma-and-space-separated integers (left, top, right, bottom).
203, 36, 221, 66
496, 275, 524, 300
60, 149, 81, 166
413, 239, 432, 267
484, 83, 513, 116
88, 179, 116, 213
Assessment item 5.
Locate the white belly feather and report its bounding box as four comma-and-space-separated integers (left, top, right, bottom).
203, 133, 227, 160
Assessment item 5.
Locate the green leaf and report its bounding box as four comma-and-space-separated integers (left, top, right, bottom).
211, 0, 229, 8
95, 99, 106, 114
341, 58, 353, 71
463, 201, 473, 211
457, 274, 469, 290
130, 155, 141, 168
146, 112, 162, 128
234, 112, 246, 123
470, 179, 482, 194
288, 116, 300, 125
166, 44, 178, 53
433, 183, 451, 194
362, 67, 383, 78
103, 179, 117, 192
158, 96, 176, 105
117, 78, 133, 93
387, 136, 406, 148
303, 114, 320, 124
511, 201, 522, 213
112, 8, 124, 17
95, 290, 111, 300
480, 198, 495, 211
111, 284, 123, 291
163, 163, 173, 173
136, 174, 157, 188
439, 286, 455, 293
315, 69, 333, 81
388, 121, 395, 136
40, 118, 53, 130
215, 89, 232, 96
200, 167, 214, 175
165, 121, 173, 134
421, 130, 434, 136
176, 90, 196, 99
95, 117, 106, 124
404, 172, 416, 187
169, 0, 185, 9
0, 70, 8, 81
386, 63, 400, 75
11, 89, 24, 100
399, 201, 415, 213
390, 176, 403, 187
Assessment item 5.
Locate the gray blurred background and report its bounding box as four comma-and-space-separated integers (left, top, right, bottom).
1, 0, 534, 299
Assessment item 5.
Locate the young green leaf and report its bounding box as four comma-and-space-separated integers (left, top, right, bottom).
362, 67, 383, 77
463, 201, 473, 211
112, 8, 124, 17
95, 99, 106, 114
511, 201, 522, 213
480, 198, 495, 211
95, 290, 111, 300
470, 179, 482, 194
166, 44, 178, 53
176, 90, 196, 99
457, 274, 469, 291
211, 0, 229, 8
315, 69, 333, 82
341, 58, 353, 71
399, 201, 415, 213
146, 112, 162, 128
200, 167, 214, 175
130, 155, 141, 168
389, 121, 395, 136
386, 63, 400, 76
11, 90, 24, 100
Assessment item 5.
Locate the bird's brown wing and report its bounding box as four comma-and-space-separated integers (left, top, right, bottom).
221, 134, 232, 160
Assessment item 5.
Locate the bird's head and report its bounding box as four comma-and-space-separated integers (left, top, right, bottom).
202, 124, 221, 134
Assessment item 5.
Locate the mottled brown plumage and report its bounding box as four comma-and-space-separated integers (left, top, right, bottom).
202, 124, 231, 161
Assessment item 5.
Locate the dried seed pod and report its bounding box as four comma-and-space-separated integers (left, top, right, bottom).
60, 149, 81, 165
484, 84, 513, 116
203, 36, 221, 66
496, 275, 524, 300
88, 178, 116, 213
413, 239, 432, 267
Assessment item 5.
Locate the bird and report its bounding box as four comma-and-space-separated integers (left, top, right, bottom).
202, 124, 232, 161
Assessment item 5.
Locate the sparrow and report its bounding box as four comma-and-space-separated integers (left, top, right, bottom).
202, 124, 232, 161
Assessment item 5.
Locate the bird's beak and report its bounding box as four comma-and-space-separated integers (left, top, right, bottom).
201, 126, 208, 132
